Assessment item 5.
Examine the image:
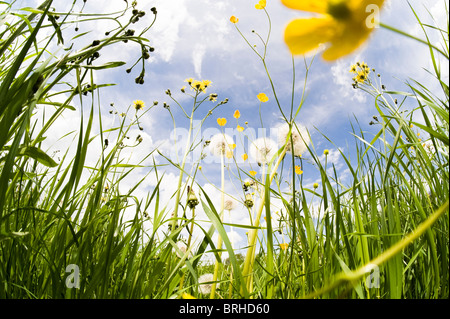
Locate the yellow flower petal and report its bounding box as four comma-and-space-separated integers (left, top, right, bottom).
237, 125, 244, 132
284, 16, 337, 56
242, 153, 248, 161
281, 0, 327, 13
295, 165, 303, 175
255, 0, 266, 10
257, 93, 269, 102
217, 118, 227, 126
226, 151, 234, 159
233, 110, 240, 119
230, 15, 239, 23
280, 243, 289, 250
249, 170, 257, 176
229, 143, 236, 150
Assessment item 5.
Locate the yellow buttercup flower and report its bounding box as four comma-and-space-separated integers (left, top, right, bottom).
280, 243, 289, 250
281, 0, 385, 61
255, 0, 266, 10
226, 150, 234, 159
242, 153, 248, 161
233, 110, 241, 119
237, 125, 244, 132
217, 118, 227, 126
249, 170, 257, 177
295, 165, 303, 175
133, 100, 145, 110
257, 93, 269, 102
230, 15, 239, 23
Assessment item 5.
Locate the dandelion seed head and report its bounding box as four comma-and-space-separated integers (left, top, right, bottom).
278, 123, 310, 157
209, 133, 234, 157
250, 137, 278, 164
198, 273, 217, 295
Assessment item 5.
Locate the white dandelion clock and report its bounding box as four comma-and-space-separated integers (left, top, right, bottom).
198, 273, 217, 295
277, 123, 310, 157
249, 137, 278, 165
209, 133, 234, 157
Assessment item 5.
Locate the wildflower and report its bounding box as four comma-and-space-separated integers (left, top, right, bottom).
209, 133, 234, 157
230, 15, 239, 23
277, 122, 310, 157
181, 86, 186, 93
324, 149, 330, 156
250, 138, 278, 165
192, 80, 205, 92
185, 78, 194, 85
224, 197, 237, 211
133, 100, 145, 110
187, 187, 199, 209
233, 110, 241, 119
217, 118, 227, 126
242, 153, 248, 161
281, 0, 385, 61
295, 165, 303, 175
237, 125, 244, 132
229, 143, 236, 150
356, 71, 367, 83
198, 166, 202, 170
209, 93, 218, 102
226, 150, 234, 159
244, 193, 254, 208
198, 273, 217, 295
280, 243, 289, 250
249, 170, 257, 177
257, 93, 269, 102
202, 80, 212, 89
313, 182, 319, 189
255, 0, 266, 10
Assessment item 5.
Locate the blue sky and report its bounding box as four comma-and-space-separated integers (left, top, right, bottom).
8, 0, 449, 258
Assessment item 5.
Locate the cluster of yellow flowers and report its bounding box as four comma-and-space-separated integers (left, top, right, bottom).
185, 78, 212, 93
350, 61, 371, 86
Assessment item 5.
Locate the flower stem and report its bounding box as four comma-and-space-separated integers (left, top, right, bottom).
210, 152, 225, 299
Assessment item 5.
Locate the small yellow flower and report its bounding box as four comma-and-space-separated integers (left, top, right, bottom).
281, 0, 386, 61
229, 143, 236, 150
257, 93, 269, 102
198, 166, 202, 170
237, 125, 245, 132
226, 150, 233, 159
280, 243, 289, 250
181, 86, 186, 93
185, 78, 194, 85
242, 153, 248, 161
356, 71, 367, 83
202, 80, 212, 88
217, 118, 227, 126
255, 0, 266, 10
133, 100, 145, 110
233, 110, 241, 119
349, 64, 357, 73
324, 149, 329, 155
313, 182, 319, 189
295, 165, 303, 175
230, 15, 239, 24
249, 170, 257, 177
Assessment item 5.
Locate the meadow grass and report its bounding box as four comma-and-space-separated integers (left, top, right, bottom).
0, 0, 448, 299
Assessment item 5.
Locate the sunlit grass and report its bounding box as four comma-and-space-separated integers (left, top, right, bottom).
0, 0, 448, 299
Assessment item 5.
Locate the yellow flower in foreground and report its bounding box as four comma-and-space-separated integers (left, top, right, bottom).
324, 149, 330, 155
133, 100, 145, 110
280, 243, 289, 250
217, 118, 227, 126
295, 165, 303, 175
281, 0, 385, 61
255, 0, 266, 10
230, 15, 239, 23
249, 170, 257, 177
257, 93, 269, 102
237, 125, 245, 132
233, 110, 241, 119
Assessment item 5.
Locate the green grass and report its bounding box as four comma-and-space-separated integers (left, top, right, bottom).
0, 0, 448, 299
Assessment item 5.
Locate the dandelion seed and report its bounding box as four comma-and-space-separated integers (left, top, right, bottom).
209, 133, 234, 157
278, 122, 310, 157
257, 93, 269, 102
282, 0, 386, 61
224, 197, 237, 211
175, 241, 188, 258
198, 273, 217, 295
133, 100, 145, 110
250, 138, 278, 165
